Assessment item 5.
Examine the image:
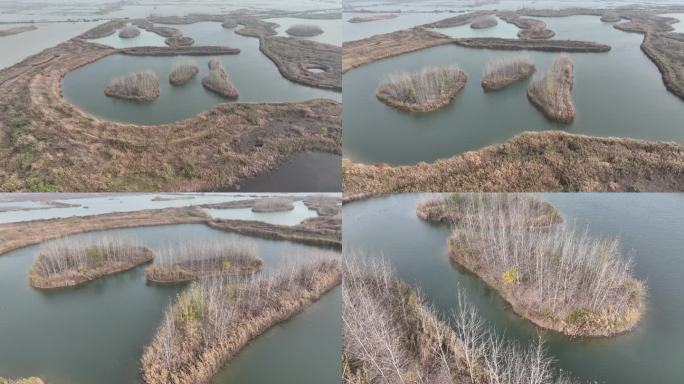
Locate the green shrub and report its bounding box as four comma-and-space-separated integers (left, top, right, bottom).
502, 266, 521, 286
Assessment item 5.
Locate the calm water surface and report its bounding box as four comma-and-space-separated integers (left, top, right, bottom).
343, 15, 684, 165
206, 200, 319, 225
343, 193, 684, 383
64, 21, 340, 125
0, 223, 339, 384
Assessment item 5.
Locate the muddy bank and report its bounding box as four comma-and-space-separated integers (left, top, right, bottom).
0, 38, 340, 192
342, 131, 684, 193
342, 28, 454, 73
641, 33, 684, 100
0, 25, 37, 37
260, 36, 341, 91
348, 15, 397, 23
28, 245, 154, 289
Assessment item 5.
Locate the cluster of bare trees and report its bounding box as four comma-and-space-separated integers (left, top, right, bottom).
145, 239, 261, 282
343, 252, 578, 384
527, 55, 574, 117
202, 58, 239, 99
252, 197, 295, 212
169, 60, 199, 86
285, 24, 324, 37
142, 251, 340, 383
379, 65, 467, 105
31, 236, 143, 277
482, 55, 535, 89
451, 194, 644, 323
104, 71, 160, 101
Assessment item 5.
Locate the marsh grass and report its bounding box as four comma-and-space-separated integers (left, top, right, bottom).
145, 239, 261, 283
482, 55, 536, 90
343, 252, 579, 384
285, 24, 324, 37
376, 65, 467, 112
104, 71, 160, 102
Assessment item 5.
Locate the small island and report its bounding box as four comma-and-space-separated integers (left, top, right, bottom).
169, 60, 199, 86
252, 197, 295, 212
446, 194, 646, 337
285, 24, 324, 37
601, 12, 621, 23
145, 240, 262, 283
141, 254, 341, 384
527, 55, 575, 123
481, 55, 536, 91
28, 237, 154, 289
165, 36, 194, 47
348, 14, 397, 23
0, 25, 37, 37
104, 71, 160, 102
470, 15, 498, 29
222, 19, 237, 29
202, 58, 239, 99
118, 26, 141, 38
376, 65, 468, 113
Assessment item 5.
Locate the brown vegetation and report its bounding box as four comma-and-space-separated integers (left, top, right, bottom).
121, 46, 240, 56
454, 37, 610, 52
527, 55, 575, 123
343, 253, 580, 383
260, 36, 341, 91
342, 28, 455, 73
252, 197, 294, 212
79, 20, 128, 39
498, 12, 555, 40
348, 14, 398, 23
422, 11, 494, 28
141, 253, 341, 384
221, 19, 237, 29
416, 193, 561, 227
201, 58, 239, 99
169, 60, 199, 86
119, 26, 140, 38
376, 65, 468, 113
600, 12, 621, 23
641, 32, 684, 100
447, 194, 646, 337
481, 55, 535, 91
471, 15, 498, 29
145, 239, 262, 283
0, 378, 44, 384
28, 236, 154, 289
285, 24, 323, 37
0, 25, 37, 37
104, 71, 160, 102
342, 131, 684, 193
132, 20, 183, 38
165, 36, 194, 47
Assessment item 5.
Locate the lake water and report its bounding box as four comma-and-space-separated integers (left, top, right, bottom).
64, 21, 340, 125
206, 200, 319, 225
342, 14, 684, 165
0, 223, 340, 384
267, 17, 342, 46
343, 193, 684, 383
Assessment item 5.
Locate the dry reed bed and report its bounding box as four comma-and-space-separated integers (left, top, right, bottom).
285, 24, 323, 37
201, 58, 239, 99
251, 197, 295, 212
343, 253, 579, 384
527, 55, 575, 123
348, 14, 398, 23
145, 239, 262, 283
168, 60, 199, 86
119, 26, 141, 38
447, 194, 646, 337
28, 236, 153, 289
104, 71, 160, 102
376, 65, 468, 113
481, 55, 536, 91
416, 193, 561, 227
141, 253, 341, 384
470, 15, 498, 29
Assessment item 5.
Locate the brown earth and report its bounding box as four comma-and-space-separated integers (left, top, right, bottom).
342, 131, 684, 193
0, 38, 340, 192
260, 36, 341, 91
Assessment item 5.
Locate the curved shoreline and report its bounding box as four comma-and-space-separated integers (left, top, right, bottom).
0, 37, 340, 191
342, 131, 684, 193
448, 237, 645, 338
28, 246, 154, 289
